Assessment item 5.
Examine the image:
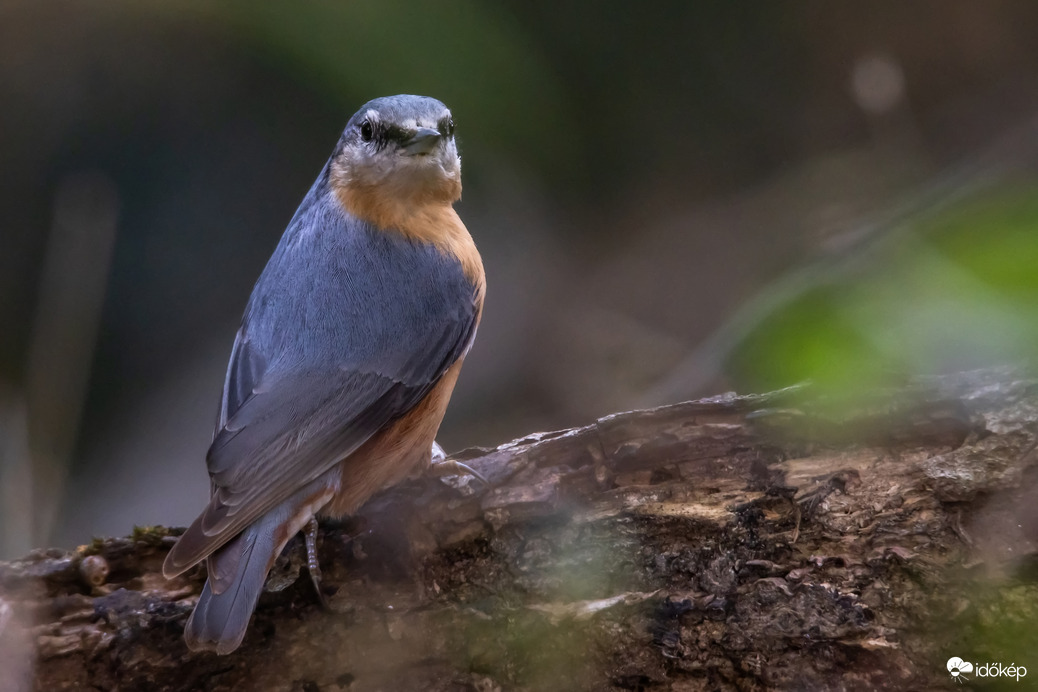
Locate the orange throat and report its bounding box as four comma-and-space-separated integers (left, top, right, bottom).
331, 166, 484, 289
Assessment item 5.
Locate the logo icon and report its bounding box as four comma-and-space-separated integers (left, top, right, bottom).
947, 657, 973, 683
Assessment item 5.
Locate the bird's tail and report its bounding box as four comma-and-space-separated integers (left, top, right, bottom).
183, 482, 335, 655
183, 520, 279, 654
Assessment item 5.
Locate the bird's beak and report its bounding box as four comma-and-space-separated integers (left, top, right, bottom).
403, 127, 442, 155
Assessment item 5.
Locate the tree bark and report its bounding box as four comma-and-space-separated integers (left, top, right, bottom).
3, 368, 1037, 691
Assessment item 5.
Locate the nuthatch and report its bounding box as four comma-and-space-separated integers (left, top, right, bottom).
162, 95, 484, 654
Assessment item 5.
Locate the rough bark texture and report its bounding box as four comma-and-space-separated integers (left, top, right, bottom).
3, 368, 1037, 691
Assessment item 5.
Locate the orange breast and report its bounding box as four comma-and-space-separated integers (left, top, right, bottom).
322, 358, 466, 518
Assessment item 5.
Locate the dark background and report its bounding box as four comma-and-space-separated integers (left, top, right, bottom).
4, 1, 1038, 557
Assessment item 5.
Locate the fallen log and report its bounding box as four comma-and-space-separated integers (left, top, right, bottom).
2, 368, 1037, 691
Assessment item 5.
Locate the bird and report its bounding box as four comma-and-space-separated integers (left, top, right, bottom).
162, 94, 485, 655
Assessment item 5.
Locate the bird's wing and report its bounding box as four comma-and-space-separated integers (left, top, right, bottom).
164, 280, 478, 576
207, 316, 469, 524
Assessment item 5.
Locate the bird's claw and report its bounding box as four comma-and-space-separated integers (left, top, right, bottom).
429, 441, 490, 487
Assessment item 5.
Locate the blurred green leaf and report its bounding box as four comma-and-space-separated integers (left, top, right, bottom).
727, 184, 1038, 394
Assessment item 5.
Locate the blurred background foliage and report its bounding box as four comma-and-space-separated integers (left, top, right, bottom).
3, 0, 1038, 556
727, 185, 1038, 394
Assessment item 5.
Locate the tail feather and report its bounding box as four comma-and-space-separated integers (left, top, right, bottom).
180, 479, 337, 654
184, 527, 272, 654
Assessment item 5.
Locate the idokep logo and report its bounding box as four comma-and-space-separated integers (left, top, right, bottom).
947, 656, 1028, 683
947, 657, 973, 682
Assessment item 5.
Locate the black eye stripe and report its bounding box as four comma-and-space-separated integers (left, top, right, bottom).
356, 116, 452, 149
383, 125, 407, 144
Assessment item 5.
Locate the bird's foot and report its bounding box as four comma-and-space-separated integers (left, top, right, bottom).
428, 441, 490, 487
304, 517, 331, 610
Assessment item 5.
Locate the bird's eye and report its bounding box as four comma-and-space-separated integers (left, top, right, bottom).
360, 120, 374, 142
446, 118, 455, 136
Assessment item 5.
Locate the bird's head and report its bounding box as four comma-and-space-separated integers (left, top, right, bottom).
330, 95, 462, 219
